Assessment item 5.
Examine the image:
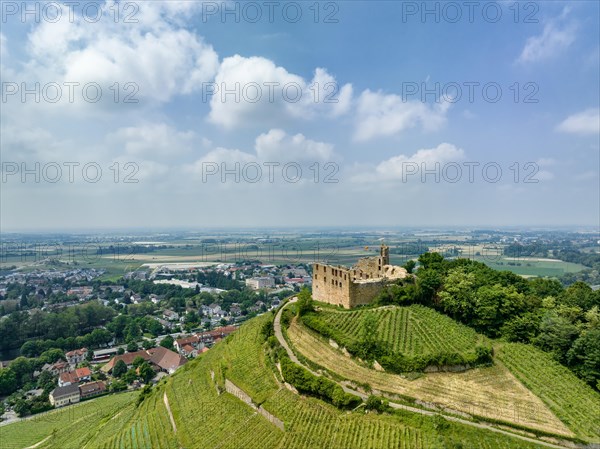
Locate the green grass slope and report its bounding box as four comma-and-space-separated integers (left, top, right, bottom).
1, 314, 555, 449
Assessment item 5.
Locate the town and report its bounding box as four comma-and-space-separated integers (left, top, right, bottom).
0, 258, 311, 421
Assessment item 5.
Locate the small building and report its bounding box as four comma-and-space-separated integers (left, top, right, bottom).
174, 335, 200, 353
79, 381, 107, 399
245, 277, 275, 290
59, 367, 92, 387
66, 348, 88, 366
163, 310, 180, 321
92, 347, 119, 363
50, 384, 80, 407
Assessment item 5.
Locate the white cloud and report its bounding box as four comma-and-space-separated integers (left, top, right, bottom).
556, 108, 600, 135
20, 1, 218, 104
517, 8, 576, 63
208, 55, 352, 128
255, 129, 334, 161
184, 129, 337, 181
351, 143, 465, 183
108, 124, 197, 158
353, 90, 450, 141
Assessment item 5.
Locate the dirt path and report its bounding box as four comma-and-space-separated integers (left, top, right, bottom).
163, 393, 177, 434
24, 436, 51, 449
273, 301, 570, 449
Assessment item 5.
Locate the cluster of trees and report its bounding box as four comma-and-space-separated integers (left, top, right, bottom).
0, 350, 67, 415
377, 252, 600, 389
0, 302, 115, 352
112, 356, 154, 384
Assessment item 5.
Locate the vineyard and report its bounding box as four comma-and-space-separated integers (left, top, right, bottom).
287, 318, 573, 437
318, 304, 485, 357
497, 343, 600, 442
1, 314, 582, 449
0, 392, 135, 449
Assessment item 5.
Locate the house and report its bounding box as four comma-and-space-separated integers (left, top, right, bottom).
101, 350, 151, 374
174, 335, 200, 352
146, 346, 187, 374
207, 303, 226, 317
66, 348, 88, 366
245, 277, 275, 290
79, 381, 107, 399
180, 344, 197, 357
42, 360, 70, 376
50, 384, 80, 407
101, 347, 186, 375
163, 310, 180, 321
230, 304, 242, 316
59, 367, 92, 387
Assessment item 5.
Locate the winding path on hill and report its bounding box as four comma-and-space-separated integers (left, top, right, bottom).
273, 300, 568, 449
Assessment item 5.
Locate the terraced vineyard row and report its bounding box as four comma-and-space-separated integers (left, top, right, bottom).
166, 357, 283, 449
497, 343, 600, 442
262, 387, 430, 449
220, 313, 279, 404
288, 318, 573, 438
0, 392, 136, 449
320, 304, 483, 356
97, 390, 179, 449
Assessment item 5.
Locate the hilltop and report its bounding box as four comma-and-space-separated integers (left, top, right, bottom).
2, 304, 598, 448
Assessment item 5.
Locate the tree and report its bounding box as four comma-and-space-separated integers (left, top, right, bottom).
14, 399, 31, 417
37, 370, 56, 392
138, 362, 154, 384
160, 336, 174, 351
132, 356, 146, 368
567, 328, 600, 388
142, 339, 155, 350
358, 313, 379, 360
296, 287, 314, 317
112, 359, 127, 378
117, 347, 125, 355
533, 312, 579, 363
0, 369, 17, 395
126, 341, 139, 353
123, 368, 138, 384
403, 260, 416, 274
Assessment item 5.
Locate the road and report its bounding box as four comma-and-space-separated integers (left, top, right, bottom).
272, 300, 569, 449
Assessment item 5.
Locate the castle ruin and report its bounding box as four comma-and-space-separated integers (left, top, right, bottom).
312, 244, 408, 308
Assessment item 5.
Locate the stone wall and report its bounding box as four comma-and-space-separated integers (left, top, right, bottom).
312, 263, 352, 308
348, 280, 387, 307
224, 379, 285, 431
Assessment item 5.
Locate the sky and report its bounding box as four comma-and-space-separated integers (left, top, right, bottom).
0, 0, 599, 231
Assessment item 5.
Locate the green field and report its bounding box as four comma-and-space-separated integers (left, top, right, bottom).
497, 343, 600, 442
317, 304, 487, 357
473, 257, 586, 277
0, 314, 558, 449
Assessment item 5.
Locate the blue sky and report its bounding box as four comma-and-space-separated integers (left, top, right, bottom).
0, 1, 598, 230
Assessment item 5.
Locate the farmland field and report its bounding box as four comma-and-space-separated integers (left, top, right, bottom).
317, 304, 486, 357
497, 343, 600, 442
